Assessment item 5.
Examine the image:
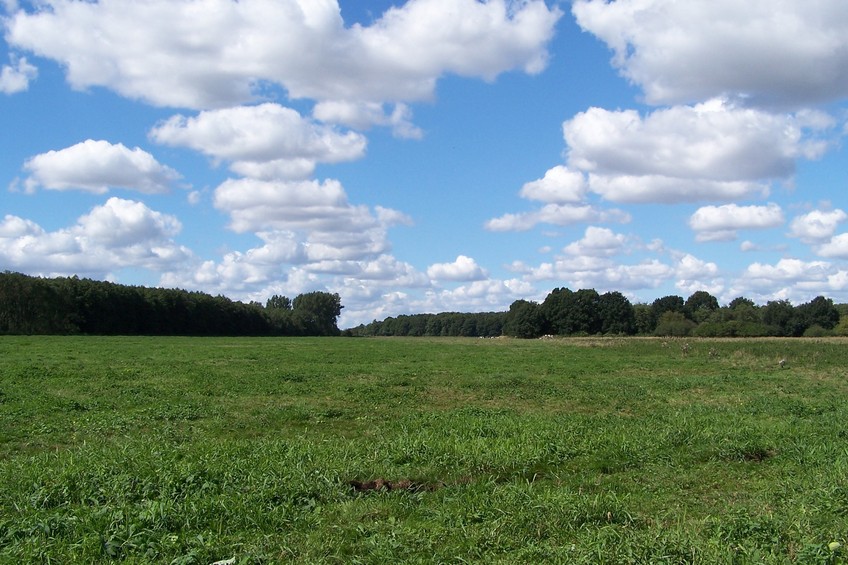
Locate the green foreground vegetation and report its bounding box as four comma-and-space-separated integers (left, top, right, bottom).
1, 336, 847, 563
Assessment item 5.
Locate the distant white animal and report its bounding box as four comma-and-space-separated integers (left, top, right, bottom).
778, 358, 787, 369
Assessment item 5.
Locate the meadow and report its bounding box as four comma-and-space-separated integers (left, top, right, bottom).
1, 336, 847, 563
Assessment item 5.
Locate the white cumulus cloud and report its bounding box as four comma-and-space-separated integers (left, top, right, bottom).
150, 103, 367, 180
519, 165, 587, 204
427, 255, 487, 282
23, 140, 180, 194
564, 226, 627, 257
6, 0, 561, 110
788, 209, 848, 244
565, 101, 821, 204
0, 198, 191, 277
689, 203, 784, 242
572, 0, 848, 108
815, 233, 848, 259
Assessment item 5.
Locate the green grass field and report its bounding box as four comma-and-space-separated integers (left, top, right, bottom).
1, 336, 847, 563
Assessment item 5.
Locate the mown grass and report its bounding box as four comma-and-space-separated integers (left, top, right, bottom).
1, 336, 847, 563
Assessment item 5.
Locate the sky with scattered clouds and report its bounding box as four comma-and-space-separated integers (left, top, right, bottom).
2, 0, 847, 327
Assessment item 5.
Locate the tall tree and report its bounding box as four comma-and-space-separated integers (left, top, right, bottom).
684, 291, 719, 322
598, 291, 635, 334
504, 299, 544, 338
292, 291, 344, 336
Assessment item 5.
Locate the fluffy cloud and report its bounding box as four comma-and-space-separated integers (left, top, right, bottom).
689, 203, 784, 242
572, 0, 848, 108
519, 166, 587, 204
7, 0, 561, 109
150, 103, 366, 180
727, 257, 848, 303
212, 177, 413, 266
815, 234, 848, 259
23, 140, 180, 194
788, 209, 848, 244
0, 54, 37, 94
427, 255, 487, 282
565, 101, 823, 204
564, 226, 627, 257
0, 198, 191, 276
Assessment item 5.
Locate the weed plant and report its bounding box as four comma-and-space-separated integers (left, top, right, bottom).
1, 336, 847, 563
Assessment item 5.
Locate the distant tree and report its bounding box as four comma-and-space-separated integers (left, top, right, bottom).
684, 291, 719, 322
541, 287, 573, 335
761, 299, 795, 336
794, 296, 839, 335
504, 299, 544, 338
633, 304, 654, 335
541, 288, 600, 335
292, 291, 343, 336
266, 295, 292, 310
650, 295, 684, 328
598, 291, 635, 334
728, 296, 756, 310
654, 311, 696, 337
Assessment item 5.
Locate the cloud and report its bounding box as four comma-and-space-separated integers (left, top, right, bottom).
743, 258, 832, 285
212, 177, 412, 265
23, 140, 180, 194
0, 54, 37, 94
564, 226, 627, 257
312, 101, 423, 139
485, 204, 629, 232
788, 209, 848, 244
689, 203, 784, 242
727, 257, 848, 303
427, 255, 487, 282
572, 0, 848, 108
7, 0, 561, 109
674, 253, 723, 297
0, 198, 191, 277
565, 101, 822, 204
519, 165, 587, 204
815, 233, 848, 259
150, 103, 367, 180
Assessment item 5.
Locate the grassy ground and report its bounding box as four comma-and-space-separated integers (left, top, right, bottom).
1, 336, 847, 563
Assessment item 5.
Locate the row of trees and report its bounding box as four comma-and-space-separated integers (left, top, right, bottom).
503, 288, 844, 338
0, 272, 343, 336
348, 288, 844, 339
347, 311, 506, 338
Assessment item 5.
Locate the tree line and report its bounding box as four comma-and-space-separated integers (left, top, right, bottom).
347, 311, 506, 338
350, 288, 846, 339
0, 271, 343, 336
506, 288, 845, 338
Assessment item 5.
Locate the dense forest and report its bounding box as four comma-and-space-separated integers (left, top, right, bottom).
350, 288, 847, 339
0, 271, 342, 336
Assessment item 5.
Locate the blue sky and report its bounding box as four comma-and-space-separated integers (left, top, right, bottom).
1, 0, 847, 327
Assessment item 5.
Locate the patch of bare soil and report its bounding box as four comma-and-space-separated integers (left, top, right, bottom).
348, 478, 442, 493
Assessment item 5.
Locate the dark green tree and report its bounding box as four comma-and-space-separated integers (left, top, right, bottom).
292, 291, 343, 336
684, 291, 719, 322
650, 295, 684, 328
266, 295, 292, 310
633, 303, 654, 335
503, 299, 544, 338
761, 299, 795, 336
598, 291, 635, 335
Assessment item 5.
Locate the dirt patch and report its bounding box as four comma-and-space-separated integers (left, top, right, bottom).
348, 478, 442, 493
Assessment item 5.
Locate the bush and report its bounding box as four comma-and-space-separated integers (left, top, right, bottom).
802, 324, 832, 338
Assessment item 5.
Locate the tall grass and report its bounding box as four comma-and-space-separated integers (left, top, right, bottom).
1, 336, 847, 563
